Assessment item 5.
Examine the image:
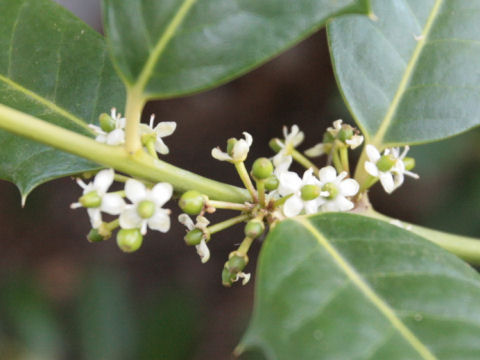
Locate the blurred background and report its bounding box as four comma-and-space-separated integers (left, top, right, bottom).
1, 1, 479, 359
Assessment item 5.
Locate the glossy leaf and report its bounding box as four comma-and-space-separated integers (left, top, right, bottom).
102, 0, 370, 99
240, 213, 480, 359
0, 0, 125, 198
328, 0, 480, 146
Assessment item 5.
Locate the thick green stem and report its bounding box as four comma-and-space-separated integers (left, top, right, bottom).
208, 200, 250, 211
256, 180, 266, 207
339, 147, 350, 174
0, 104, 249, 203
365, 210, 480, 265
234, 162, 257, 202
207, 214, 250, 235
124, 88, 145, 154
238, 236, 255, 255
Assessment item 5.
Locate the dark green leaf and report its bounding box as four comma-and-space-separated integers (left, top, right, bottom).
102, 0, 370, 99
0, 0, 125, 199
240, 213, 480, 359
328, 0, 480, 146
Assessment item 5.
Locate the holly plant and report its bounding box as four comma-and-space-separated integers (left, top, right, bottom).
1, 0, 480, 359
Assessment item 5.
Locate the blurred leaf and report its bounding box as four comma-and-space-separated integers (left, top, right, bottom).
328, 0, 480, 146
0, 274, 63, 359
0, 0, 125, 199
139, 288, 200, 360
102, 0, 370, 99
76, 269, 136, 360
240, 213, 480, 359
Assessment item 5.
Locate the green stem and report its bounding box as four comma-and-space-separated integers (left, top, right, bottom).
256, 180, 266, 207
365, 210, 480, 265
339, 147, 350, 174
124, 88, 145, 155
144, 138, 159, 159
207, 214, 250, 235
238, 236, 254, 255
208, 200, 250, 211
234, 162, 257, 202
332, 149, 343, 173
0, 104, 250, 203
291, 149, 320, 175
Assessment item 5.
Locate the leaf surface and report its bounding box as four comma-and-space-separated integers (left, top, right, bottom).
328, 0, 480, 146
102, 0, 370, 99
0, 0, 125, 198
240, 213, 480, 359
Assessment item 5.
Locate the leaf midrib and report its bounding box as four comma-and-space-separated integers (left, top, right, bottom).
133, 0, 197, 94
294, 217, 438, 360
372, 0, 443, 147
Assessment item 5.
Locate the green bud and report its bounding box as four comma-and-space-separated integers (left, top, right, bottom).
179, 190, 205, 215
99, 113, 116, 132
269, 138, 282, 152
323, 131, 335, 143
184, 228, 204, 246
403, 157, 415, 171
226, 138, 237, 156
87, 228, 105, 243
252, 158, 274, 180
244, 219, 265, 239
222, 253, 248, 287
137, 200, 156, 219
264, 176, 279, 191
301, 184, 320, 201
338, 127, 353, 142
322, 183, 339, 200
377, 154, 396, 172
79, 191, 102, 208
222, 267, 236, 287
116, 229, 143, 253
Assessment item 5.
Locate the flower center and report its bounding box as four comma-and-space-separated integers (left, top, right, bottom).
79, 190, 102, 208
137, 200, 156, 219
322, 183, 338, 200
376, 154, 396, 172
300, 184, 320, 201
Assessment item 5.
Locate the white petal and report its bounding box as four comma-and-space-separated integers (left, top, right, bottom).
366, 144, 381, 162
87, 208, 102, 228
278, 171, 302, 196
232, 139, 249, 161
125, 179, 147, 203
95, 134, 107, 143
304, 143, 325, 157
283, 196, 304, 217
365, 161, 379, 177
304, 199, 320, 214
94, 169, 115, 194
302, 168, 317, 184
195, 215, 210, 230
346, 135, 364, 149
242, 132, 253, 146
291, 130, 304, 147
318, 166, 337, 183
339, 179, 359, 197
119, 206, 142, 229
211, 147, 232, 161
334, 196, 354, 212
379, 172, 395, 193
154, 121, 176, 137
106, 129, 125, 145
196, 239, 210, 263
393, 172, 405, 189
101, 193, 126, 214
149, 183, 173, 207
154, 138, 169, 155
116, 117, 126, 129
148, 210, 171, 233
332, 119, 343, 130
178, 213, 195, 230
140, 221, 148, 235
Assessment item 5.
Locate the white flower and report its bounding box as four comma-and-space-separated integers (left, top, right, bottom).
140, 114, 176, 155
364, 145, 419, 194
211, 132, 252, 162
278, 168, 324, 217
90, 108, 126, 146
272, 125, 304, 166
119, 179, 172, 235
316, 166, 359, 212
71, 169, 125, 228
305, 143, 327, 157
346, 134, 364, 149
234, 272, 251, 286
178, 214, 210, 263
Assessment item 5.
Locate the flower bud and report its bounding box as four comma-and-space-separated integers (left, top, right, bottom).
137, 200, 156, 219
79, 190, 102, 208
222, 252, 248, 287
184, 228, 204, 246
226, 138, 237, 156
87, 228, 105, 243
179, 190, 205, 215
338, 127, 354, 142
251, 158, 274, 180
116, 228, 143, 253
264, 176, 279, 191
323, 131, 335, 143
301, 184, 320, 201
377, 154, 396, 172
99, 113, 116, 132
403, 157, 415, 171
244, 219, 265, 239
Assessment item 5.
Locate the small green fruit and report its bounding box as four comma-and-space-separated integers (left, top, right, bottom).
184, 228, 204, 246
377, 154, 396, 172
79, 191, 102, 208
179, 190, 205, 215
322, 183, 339, 200
252, 158, 274, 180
116, 229, 143, 253
301, 184, 320, 201
268, 138, 282, 152
226, 138, 237, 156
137, 200, 156, 219
244, 219, 265, 239
338, 127, 353, 142
99, 113, 116, 132
264, 176, 279, 191
87, 228, 105, 243
403, 157, 415, 171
